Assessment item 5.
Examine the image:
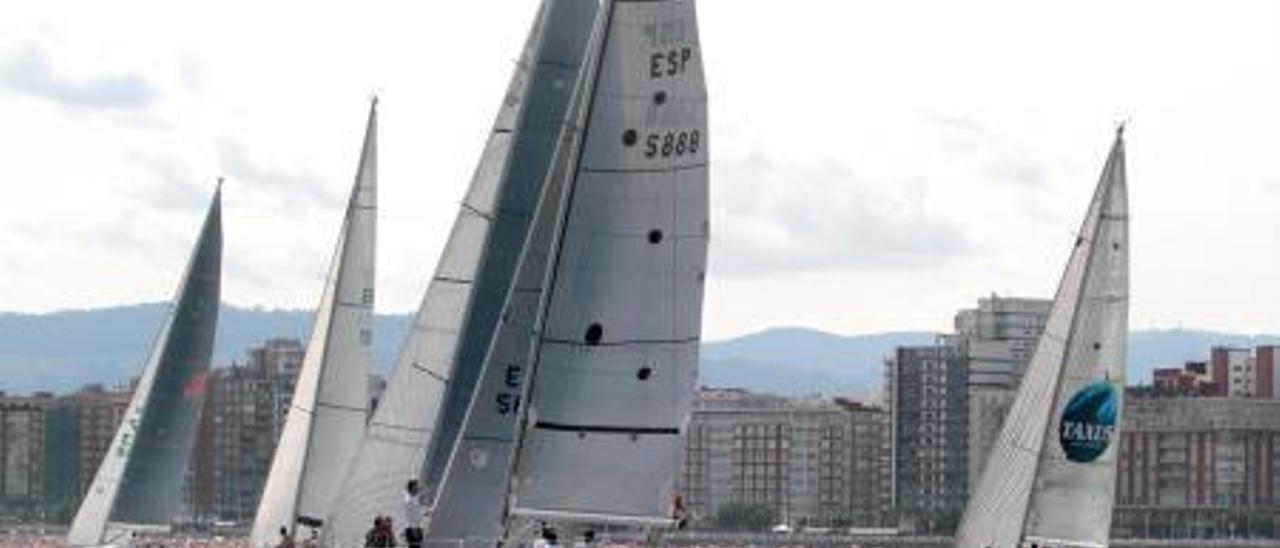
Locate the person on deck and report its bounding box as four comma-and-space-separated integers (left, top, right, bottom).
403, 480, 427, 548
274, 527, 295, 548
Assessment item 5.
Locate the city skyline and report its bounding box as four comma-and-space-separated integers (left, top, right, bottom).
2, 1, 1279, 340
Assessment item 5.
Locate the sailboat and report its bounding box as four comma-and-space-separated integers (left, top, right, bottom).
249, 100, 378, 548
425, 0, 708, 543
321, 2, 596, 546
954, 128, 1129, 548
67, 182, 223, 547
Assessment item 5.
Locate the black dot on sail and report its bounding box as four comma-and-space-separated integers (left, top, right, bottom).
622, 129, 638, 146
1093, 342, 1102, 350
654, 90, 667, 105
637, 366, 653, 380
648, 229, 663, 244
585, 323, 604, 345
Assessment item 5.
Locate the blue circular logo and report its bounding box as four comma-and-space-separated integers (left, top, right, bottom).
1058, 380, 1118, 463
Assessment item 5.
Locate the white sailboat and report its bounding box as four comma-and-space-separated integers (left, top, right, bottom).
954, 128, 1129, 548
67, 183, 224, 547
426, 0, 709, 543
249, 101, 378, 548
321, 2, 596, 546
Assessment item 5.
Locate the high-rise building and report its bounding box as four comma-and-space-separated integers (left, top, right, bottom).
953, 294, 1052, 373
18, 383, 132, 524
1255, 346, 1278, 399
949, 295, 1052, 490
678, 389, 890, 528
66, 384, 131, 499
1113, 390, 1280, 538
188, 338, 305, 522
0, 392, 52, 521
1211, 346, 1254, 398
887, 343, 968, 533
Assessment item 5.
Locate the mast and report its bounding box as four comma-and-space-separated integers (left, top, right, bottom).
323, 2, 597, 546
954, 128, 1129, 548
67, 182, 223, 546
506, 0, 709, 528
250, 100, 377, 548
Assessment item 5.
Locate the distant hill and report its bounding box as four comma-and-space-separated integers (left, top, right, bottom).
0, 303, 410, 394
700, 328, 935, 398
1, 304, 1277, 396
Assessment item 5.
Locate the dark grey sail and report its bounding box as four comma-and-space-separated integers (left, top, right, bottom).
68, 183, 223, 546
418, 0, 598, 492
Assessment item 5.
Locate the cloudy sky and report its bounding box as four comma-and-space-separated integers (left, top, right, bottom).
1, 1, 1278, 340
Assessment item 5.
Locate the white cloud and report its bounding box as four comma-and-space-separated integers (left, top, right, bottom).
1, 42, 159, 111
711, 152, 976, 275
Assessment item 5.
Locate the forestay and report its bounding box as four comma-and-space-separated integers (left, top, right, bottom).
67, 184, 223, 547
954, 129, 1128, 548
509, 0, 710, 526
250, 102, 377, 547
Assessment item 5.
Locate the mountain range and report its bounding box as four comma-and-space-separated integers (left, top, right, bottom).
1, 303, 1278, 396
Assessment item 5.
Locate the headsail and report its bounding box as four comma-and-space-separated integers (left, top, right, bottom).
67, 182, 223, 547
507, 0, 709, 526
954, 128, 1129, 548
421, 1, 600, 545
250, 101, 377, 548
418, 0, 601, 495
322, 2, 595, 545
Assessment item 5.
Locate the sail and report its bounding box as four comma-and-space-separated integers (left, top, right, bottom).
421, 2, 600, 545
507, 0, 709, 526
418, 0, 601, 495
321, 2, 595, 546
954, 129, 1129, 548
67, 183, 223, 547
250, 101, 377, 548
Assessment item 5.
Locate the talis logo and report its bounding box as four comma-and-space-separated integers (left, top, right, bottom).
1058, 380, 1118, 463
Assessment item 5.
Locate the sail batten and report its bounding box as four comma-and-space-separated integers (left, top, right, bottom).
955, 129, 1129, 548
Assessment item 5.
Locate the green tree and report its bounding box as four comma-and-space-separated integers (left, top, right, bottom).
713, 502, 777, 532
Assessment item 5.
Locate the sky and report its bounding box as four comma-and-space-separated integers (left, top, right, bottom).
1, 1, 1278, 340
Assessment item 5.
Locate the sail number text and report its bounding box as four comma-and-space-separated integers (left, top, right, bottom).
644, 130, 701, 158
495, 363, 522, 415
650, 47, 693, 79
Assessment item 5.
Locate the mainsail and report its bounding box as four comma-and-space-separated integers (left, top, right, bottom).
67, 183, 223, 547
508, 0, 709, 526
426, 0, 709, 542
250, 101, 378, 547
321, 2, 596, 546
954, 128, 1129, 548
